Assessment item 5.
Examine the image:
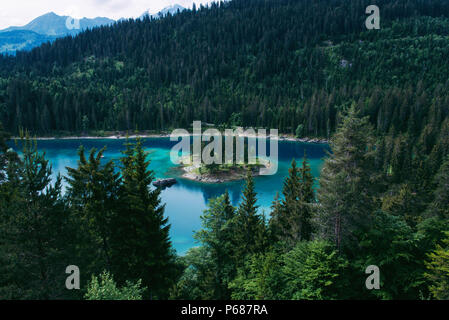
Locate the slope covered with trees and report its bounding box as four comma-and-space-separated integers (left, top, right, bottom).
0, 0, 448, 300
0, 135, 181, 299
0, 0, 448, 142
172, 107, 449, 300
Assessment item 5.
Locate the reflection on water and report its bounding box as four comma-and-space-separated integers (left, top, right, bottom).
11, 137, 329, 254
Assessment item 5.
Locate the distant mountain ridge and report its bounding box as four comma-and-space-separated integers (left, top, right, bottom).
0, 12, 114, 55
0, 12, 115, 37
0, 5, 188, 54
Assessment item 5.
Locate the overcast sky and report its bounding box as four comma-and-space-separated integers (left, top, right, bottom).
0, 0, 215, 29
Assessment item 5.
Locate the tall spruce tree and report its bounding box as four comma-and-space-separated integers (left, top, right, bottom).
271, 159, 300, 246
0, 138, 77, 299
111, 138, 179, 299
269, 192, 283, 241
299, 152, 315, 241
233, 172, 267, 264
195, 190, 237, 299
317, 103, 378, 251
270, 156, 314, 246
65, 146, 121, 273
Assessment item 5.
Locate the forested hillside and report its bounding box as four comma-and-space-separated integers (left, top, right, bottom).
0, 0, 448, 139
0, 0, 449, 300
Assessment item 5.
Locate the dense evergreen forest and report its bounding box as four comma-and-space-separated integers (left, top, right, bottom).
0, 0, 449, 138
0, 0, 448, 300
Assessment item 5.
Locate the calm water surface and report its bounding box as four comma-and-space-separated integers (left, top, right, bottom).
13, 137, 329, 254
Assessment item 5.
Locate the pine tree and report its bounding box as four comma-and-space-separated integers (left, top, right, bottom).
317, 103, 378, 251
269, 192, 283, 241
299, 152, 315, 241
169, 246, 216, 300
233, 172, 266, 264
270, 156, 314, 245
0, 138, 77, 299
270, 159, 300, 245
65, 146, 121, 272
223, 189, 235, 221
300, 152, 315, 203
111, 138, 179, 299
195, 190, 236, 299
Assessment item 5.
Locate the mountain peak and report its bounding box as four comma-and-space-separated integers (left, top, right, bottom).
42, 12, 58, 17
0, 12, 115, 54
0, 12, 115, 37
140, 4, 186, 20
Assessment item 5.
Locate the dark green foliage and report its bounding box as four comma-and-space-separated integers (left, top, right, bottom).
281, 241, 348, 300
111, 139, 179, 299
299, 154, 315, 240
177, 172, 269, 299
0, 0, 448, 144
317, 103, 378, 251
0, 138, 79, 299
169, 247, 216, 300
270, 156, 315, 246
300, 154, 315, 204
352, 211, 426, 299
229, 241, 348, 300
233, 172, 268, 263
268, 192, 283, 241
65, 146, 121, 272
64, 139, 180, 299
381, 184, 425, 229
1, 0, 449, 301
229, 250, 284, 300
270, 159, 301, 245
194, 191, 237, 299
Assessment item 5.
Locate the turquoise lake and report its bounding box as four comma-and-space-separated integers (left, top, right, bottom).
16, 138, 329, 255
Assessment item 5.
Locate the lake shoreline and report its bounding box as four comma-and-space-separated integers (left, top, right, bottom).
7, 132, 328, 254
12, 132, 329, 144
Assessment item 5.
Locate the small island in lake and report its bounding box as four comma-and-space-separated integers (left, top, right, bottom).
172, 129, 277, 183
180, 160, 272, 183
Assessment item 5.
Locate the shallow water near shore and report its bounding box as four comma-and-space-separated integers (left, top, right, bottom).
11, 137, 329, 254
